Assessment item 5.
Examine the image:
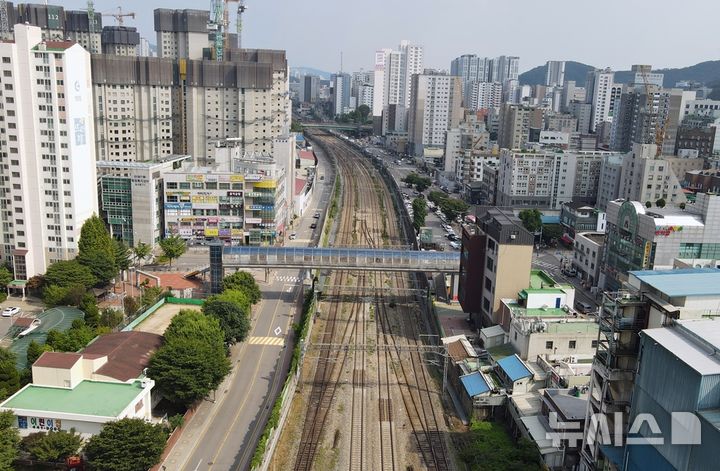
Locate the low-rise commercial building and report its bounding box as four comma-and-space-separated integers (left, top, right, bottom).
573, 232, 605, 287
97, 156, 190, 248
601, 193, 720, 290
559, 202, 606, 244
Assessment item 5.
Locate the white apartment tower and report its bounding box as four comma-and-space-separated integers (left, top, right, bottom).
545, 61, 565, 87
450, 54, 491, 103
585, 68, 615, 132
0, 25, 98, 279
407, 73, 462, 156
490, 55, 520, 83
372, 41, 424, 134
467, 81, 503, 111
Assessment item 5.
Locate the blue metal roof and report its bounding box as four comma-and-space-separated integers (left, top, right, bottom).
497, 354, 533, 382
459, 371, 490, 397
541, 215, 560, 224
629, 268, 720, 297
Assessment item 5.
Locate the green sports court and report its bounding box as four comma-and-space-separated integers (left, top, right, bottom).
8, 306, 85, 370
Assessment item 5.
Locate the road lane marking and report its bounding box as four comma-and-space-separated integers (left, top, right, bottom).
248, 336, 285, 346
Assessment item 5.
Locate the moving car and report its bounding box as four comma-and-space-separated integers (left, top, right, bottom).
313, 212, 320, 219
2, 307, 19, 317
575, 301, 594, 314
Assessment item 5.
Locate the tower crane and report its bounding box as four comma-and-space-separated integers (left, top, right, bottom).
237, 0, 246, 50
638, 66, 667, 157
208, 0, 247, 61
103, 6, 135, 27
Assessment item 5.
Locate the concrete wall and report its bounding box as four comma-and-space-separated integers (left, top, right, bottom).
492, 244, 533, 323
32, 361, 83, 389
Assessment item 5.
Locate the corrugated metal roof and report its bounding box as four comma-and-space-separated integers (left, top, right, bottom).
481, 325, 506, 338
497, 354, 533, 382
643, 325, 720, 376
459, 371, 490, 397
629, 268, 720, 297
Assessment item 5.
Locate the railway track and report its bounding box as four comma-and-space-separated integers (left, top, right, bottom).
291, 131, 450, 471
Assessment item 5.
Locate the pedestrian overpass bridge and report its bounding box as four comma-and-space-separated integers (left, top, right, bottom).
209, 245, 460, 293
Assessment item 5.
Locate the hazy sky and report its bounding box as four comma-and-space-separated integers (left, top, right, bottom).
63, 0, 720, 74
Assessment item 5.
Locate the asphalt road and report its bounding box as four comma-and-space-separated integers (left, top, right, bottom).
161, 147, 335, 471
532, 249, 600, 309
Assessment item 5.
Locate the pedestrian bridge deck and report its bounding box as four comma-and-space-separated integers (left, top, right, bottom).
220, 246, 460, 273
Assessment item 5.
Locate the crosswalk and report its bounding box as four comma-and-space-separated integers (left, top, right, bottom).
533, 260, 559, 270
275, 275, 302, 283
247, 336, 285, 346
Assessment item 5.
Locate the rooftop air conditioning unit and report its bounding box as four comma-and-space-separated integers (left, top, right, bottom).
510, 234, 517, 240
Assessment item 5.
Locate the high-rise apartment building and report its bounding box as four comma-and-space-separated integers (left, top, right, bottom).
451, 54, 491, 103
351, 70, 373, 109
371, 41, 423, 134
489, 55, 520, 83
585, 68, 615, 132
545, 61, 565, 87
497, 104, 543, 150
496, 149, 616, 208
101, 26, 140, 56
331, 72, 351, 115
303, 75, 319, 103
91, 55, 175, 163
407, 73, 462, 156
154, 9, 211, 60
0, 25, 98, 279
467, 81, 502, 111
64, 10, 102, 54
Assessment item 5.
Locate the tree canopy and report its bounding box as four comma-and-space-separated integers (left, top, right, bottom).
519, 209, 542, 233
84, 418, 168, 471
114, 239, 132, 273
44, 260, 96, 289
77, 215, 118, 285
221, 271, 261, 304
0, 267, 11, 288
158, 235, 187, 267
206, 289, 251, 312
402, 173, 432, 193
20, 429, 82, 462
45, 320, 97, 353
0, 411, 19, 471
438, 197, 469, 221
149, 310, 230, 406
132, 242, 151, 265
412, 197, 427, 229
0, 349, 19, 401
202, 299, 251, 344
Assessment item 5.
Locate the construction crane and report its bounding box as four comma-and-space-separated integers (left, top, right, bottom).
237, 0, 246, 50
208, 0, 247, 61
103, 6, 135, 27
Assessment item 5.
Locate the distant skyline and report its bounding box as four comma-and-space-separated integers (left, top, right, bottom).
63, 0, 720, 74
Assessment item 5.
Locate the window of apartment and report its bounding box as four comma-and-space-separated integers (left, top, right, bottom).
482, 297, 490, 313
484, 277, 492, 291
2, 57, 10, 64
546, 341, 554, 350
569, 340, 576, 349
591, 340, 598, 349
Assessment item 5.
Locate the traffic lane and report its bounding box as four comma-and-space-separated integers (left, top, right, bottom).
182, 272, 300, 471
532, 251, 599, 308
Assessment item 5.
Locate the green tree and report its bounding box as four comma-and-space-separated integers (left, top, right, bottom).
132, 242, 152, 265
149, 310, 230, 406
45, 320, 96, 352
457, 420, 542, 471
412, 197, 427, 229
655, 198, 666, 208
84, 418, 168, 471
140, 285, 165, 308
202, 299, 250, 344
428, 190, 448, 206
21, 429, 82, 462
0, 267, 11, 289
158, 235, 187, 268
646, 201, 652, 208
26, 275, 45, 295
123, 296, 140, 316
519, 209, 542, 233
43, 285, 70, 307
26, 340, 51, 367
0, 349, 19, 401
99, 308, 124, 329
356, 104, 370, 123
79, 293, 100, 327
0, 410, 19, 471
401, 173, 432, 192
78, 215, 118, 285
221, 271, 261, 304
206, 289, 251, 312
114, 239, 132, 273
439, 197, 469, 221
44, 260, 96, 289
290, 121, 304, 133
542, 224, 563, 244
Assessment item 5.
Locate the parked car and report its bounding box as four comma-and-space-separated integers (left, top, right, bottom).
310, 223, 317, 229
2, 307, 19, 317
289, 233, 297, 240
449, 241, 461, 250
575, 301, 594, 314
313, 212, 320, 219
562, 267, 578, 277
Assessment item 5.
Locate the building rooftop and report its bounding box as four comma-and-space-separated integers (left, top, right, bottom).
529, 270, 561, 290
34, 352, 82, 370
577, 232, 606, 245
643, 320, 720, 375
81, 332, 163, 382
545, 388, 589, 420
629, 268, 720, 297
497, 354, 534, 382
504, 300, 570, 318
96, 155, 191, 169
460, 371, 491, 397
1, 380, 145, 418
